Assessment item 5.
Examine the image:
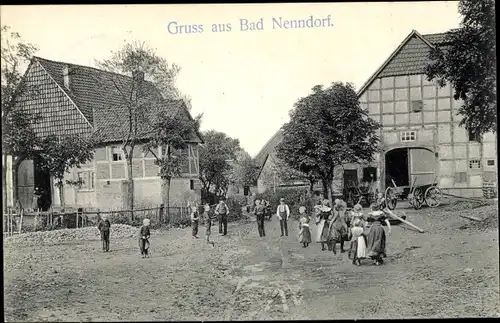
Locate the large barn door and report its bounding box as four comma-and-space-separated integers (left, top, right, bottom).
409, 148, 436, 187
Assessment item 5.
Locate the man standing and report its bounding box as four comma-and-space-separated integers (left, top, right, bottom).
254, 199, 266, 237
276, 198, 290, 237
215, 198, 230, 236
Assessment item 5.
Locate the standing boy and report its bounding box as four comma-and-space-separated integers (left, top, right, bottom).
139, 218, 151, 258
276, 198, 290, 237
253, 199, 266, 237
190, 203, 200, 238
215, 198, 230, 236
97, 214, 111, 252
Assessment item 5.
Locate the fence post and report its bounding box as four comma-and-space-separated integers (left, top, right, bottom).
18, 208, 24, 234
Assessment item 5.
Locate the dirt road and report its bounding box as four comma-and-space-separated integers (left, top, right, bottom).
4, 201, 499, 321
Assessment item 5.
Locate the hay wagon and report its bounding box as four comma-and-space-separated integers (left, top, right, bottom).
384, 176, 443, 210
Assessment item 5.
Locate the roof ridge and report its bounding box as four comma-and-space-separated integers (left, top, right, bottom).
254, 127, 283, 159
33, 56, 145, 82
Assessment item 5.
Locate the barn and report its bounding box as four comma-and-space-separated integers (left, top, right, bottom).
356, 29, 497, 198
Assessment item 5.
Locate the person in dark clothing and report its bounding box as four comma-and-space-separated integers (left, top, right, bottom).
253, 199, 266, 237
139, 218, 151, 258
97, 214, 111, 252
215, 198, 230, 236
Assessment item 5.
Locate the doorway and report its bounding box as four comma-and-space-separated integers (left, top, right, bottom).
34, 156, 52, 211
385, 148, 409, 188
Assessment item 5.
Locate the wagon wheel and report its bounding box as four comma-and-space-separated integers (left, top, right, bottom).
425, 186, 442, 208
410, 187, 424, 210
384, 187, 397, 210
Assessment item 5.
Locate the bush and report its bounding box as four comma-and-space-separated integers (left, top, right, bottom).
226, 197, 243, 222
256, 188, 318, 221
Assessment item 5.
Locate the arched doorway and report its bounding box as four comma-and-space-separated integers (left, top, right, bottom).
385, 147, 436, 190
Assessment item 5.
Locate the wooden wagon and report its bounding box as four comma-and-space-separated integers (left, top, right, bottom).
384, 176, 443, 210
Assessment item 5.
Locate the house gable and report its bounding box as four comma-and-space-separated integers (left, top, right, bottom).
14, 60, 93, 138
357, 30, 454, 98
254, 128, 284, 168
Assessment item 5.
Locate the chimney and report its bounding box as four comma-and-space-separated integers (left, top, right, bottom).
63, 65, 70, 90
131, 71, 144, 102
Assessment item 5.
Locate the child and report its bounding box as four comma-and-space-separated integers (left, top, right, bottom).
350, 203, 367, 229
348, 219, 367, 266
203, 203, 215, 244
97, 214, 111, 252
254, 199, 266, 237
190, 203, 200, 239
298, 206, 312, 248
139, 218, 151, 258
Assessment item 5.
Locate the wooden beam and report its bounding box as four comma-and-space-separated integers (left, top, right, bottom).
384, 208, 425, 233
459, 214, 482, 222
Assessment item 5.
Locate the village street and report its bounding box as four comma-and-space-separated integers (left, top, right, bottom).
4, 200, 499, 321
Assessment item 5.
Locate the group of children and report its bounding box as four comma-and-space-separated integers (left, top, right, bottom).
96, 193, 391, 264
296, 194, 392, 266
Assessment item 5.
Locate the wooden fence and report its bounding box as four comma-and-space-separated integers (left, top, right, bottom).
3, 205, 194, 235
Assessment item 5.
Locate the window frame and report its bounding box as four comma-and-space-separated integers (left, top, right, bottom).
76, 170, 96, 191
110, 146, 124, 162
401, 131, 417, 142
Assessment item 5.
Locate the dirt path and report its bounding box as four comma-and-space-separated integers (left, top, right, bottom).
4, 204, 500, 321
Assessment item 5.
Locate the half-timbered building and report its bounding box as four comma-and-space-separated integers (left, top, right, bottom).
5, 56, 203, 210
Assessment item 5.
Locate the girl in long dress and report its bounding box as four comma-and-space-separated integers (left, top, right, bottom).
315, 199, 331, 251
327, 199, 349, 254
298, 206, 312, 248
350, 203, 367, 229
366, 204, 392, 266
348, 219, 367, 266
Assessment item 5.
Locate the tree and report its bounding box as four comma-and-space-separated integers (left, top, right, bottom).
425, 0, 496, 138
142, 108, 201, 223
199, 130, 240, 202
1, 25, 39, 209
38, 135, 96, 208
96, 41, 182, 214
276, 83, 380, 203
227, 149, 259, 194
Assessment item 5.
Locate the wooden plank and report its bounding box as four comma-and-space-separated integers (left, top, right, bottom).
384, 208, 425, 233
459, 214, 482, 222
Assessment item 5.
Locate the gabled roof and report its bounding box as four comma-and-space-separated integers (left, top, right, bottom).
254, 127, 284, 168
357, 29, 456, 96
32, 56, 203, 144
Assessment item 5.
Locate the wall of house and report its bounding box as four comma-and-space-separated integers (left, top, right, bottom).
360, 74, 497, 197
52, 143, 201, 210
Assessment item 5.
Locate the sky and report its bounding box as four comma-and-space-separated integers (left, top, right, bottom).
1, 2, 461, 157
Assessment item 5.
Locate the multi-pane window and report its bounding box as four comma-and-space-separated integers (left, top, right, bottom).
469, 159, 481, 169
401, 131, 416, 142
111, 147, 123, 161
77, 171, 95, 190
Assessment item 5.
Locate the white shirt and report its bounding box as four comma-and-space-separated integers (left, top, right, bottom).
276, 204, 290, 219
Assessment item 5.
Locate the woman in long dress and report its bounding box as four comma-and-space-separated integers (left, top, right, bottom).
366, 204, 392, 266
315, 199, 331, 251
327, 199, 349, 254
